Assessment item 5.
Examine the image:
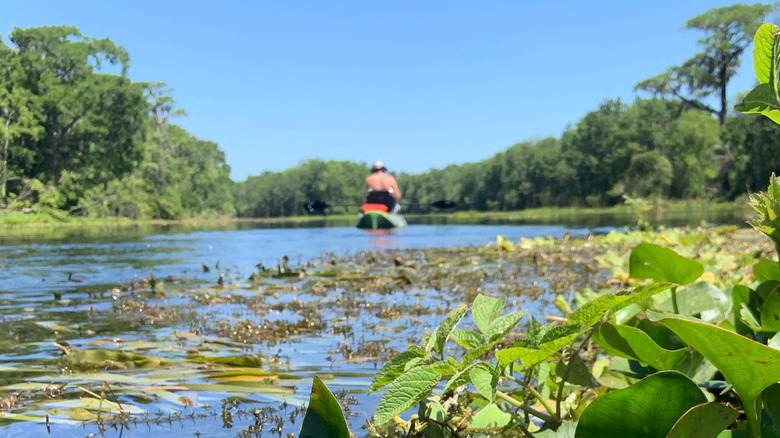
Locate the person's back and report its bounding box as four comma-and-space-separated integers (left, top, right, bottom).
365, 161, 401, 211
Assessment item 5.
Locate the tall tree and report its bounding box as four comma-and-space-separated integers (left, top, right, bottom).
9, 25, 143, 197
636, 3, 773, 126
635, 3, 773, 193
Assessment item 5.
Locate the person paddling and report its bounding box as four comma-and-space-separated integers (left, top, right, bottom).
365, 161, 401, 212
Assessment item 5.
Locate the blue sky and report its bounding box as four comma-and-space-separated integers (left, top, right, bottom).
0, 1, 766, 181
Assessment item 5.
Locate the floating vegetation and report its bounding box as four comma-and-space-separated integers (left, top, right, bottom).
0, 225, 770, 436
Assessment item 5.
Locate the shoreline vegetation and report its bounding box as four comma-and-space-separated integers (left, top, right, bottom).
0, 199, 753, 230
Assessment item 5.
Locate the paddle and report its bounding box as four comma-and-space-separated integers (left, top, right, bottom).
304, 199, 456, 214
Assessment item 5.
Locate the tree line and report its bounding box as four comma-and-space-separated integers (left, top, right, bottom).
2, 4, 779, 220
0, 25, 233, 219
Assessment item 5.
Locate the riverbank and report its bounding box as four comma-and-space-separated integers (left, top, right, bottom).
0, 199, 752, 231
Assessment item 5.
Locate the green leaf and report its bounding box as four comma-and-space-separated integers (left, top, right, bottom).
444, 362, 479, 393
473, 294, 506, 334
736, 83, 777, 114
418, 397, 447, 438
496, 326, 583, 368
188, 355, 263, 367
460, 343, 495, 368
374, 365, 441, 425
535, 422, 578, 438
575, 371, 707, 438
754, 259, 780, 282
62, 349, 165, 370
740, 302, 763, 332
299, 376, 350, 438
450, 329, 484, 349
731, 285, 754, 337
370, 350, 426, 392
762, 383, 780, 436
753, 23, 778, 85
656, 282, 729, 323
774, 23, 780, 108
469, 361, 499, 401
666, 402, 739, 438
653, 316, 780, 402
484, 310, 527, 343
629, 244, 703, 285
554, 354, 595, 387
569, 283, 674, 327
467, 403, 512, 429
432, 303, 469, 354
593, 323, 688, 370
762, 289, 780, 332
653, 315, 780, 436
430, 360, 458, 375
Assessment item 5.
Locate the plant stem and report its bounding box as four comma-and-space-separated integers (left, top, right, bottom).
525, 383, 558, 422
556, 323, 599, 418
671, 286, 680, 314
744, 395, 762, 438
496, 390, 554, 423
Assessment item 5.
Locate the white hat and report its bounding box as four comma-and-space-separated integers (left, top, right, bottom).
371, 161, 387, 171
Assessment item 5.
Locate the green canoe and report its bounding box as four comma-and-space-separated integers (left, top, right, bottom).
355, 211, 407, 230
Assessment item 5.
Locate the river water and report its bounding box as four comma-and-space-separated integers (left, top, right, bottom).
0, 213, 745, 437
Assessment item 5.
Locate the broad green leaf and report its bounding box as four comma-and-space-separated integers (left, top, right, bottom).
484, 310, 527, 343
629, 244, 703, 285
762, 290, 780, 332
656, 282, 729, 322
554, 354, 595, 387
569, 283, 674, 327
299, 376, 349, 438
636, 319, 686, 351
667, 402, 739, 438
496, 326, 583, 368
654, 315, 780, 436
432, 303, 469, 354
753, 23, 777, 84
450, 329, 484, 349
763, 109, 780, 125
762, 383, 780, 436
469, 361, 499, 401
419, 397, 447, 438
299, 376, 350, 438
370, 350, 426, 392
736, 83, 777, 114
575, 371, 707, 438
467, 403, 512, 429
754, 259, 780, 282
374, 365, 440, 425
593, 323, 688, 371
473, 294, 506, 334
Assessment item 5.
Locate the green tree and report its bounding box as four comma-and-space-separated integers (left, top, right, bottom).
0, 38, 41, 207
636, 3, 773, 126
8, 25, 147, 210
636, 3, 774, 193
